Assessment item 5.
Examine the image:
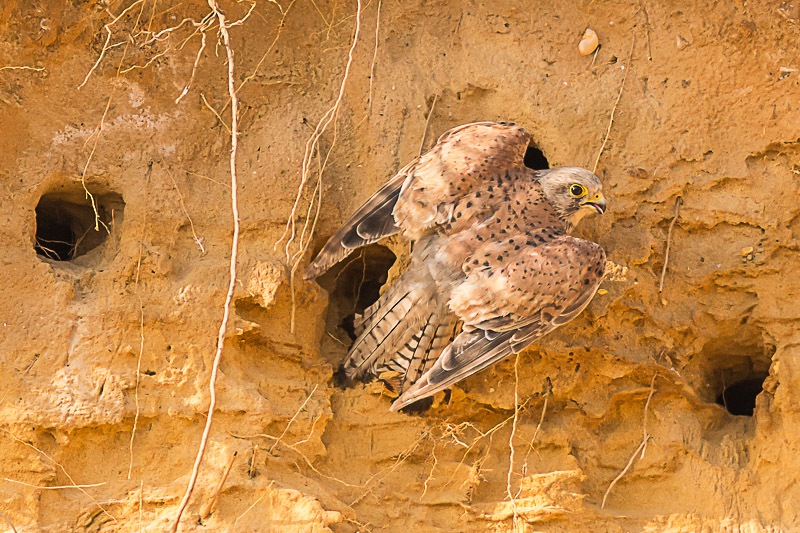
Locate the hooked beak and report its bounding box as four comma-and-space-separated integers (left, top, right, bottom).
581, 193, 607, 214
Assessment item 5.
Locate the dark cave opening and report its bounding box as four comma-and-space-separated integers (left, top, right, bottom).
523, 144, 550, 170
315, 243, 397, 341
716, 375, 767, 416
34, 188, 124, 262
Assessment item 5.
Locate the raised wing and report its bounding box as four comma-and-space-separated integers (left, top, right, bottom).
391, 234, 606, 411
304, 122, 530, 280
393, 122, 530, 239
303, 167, 407, 280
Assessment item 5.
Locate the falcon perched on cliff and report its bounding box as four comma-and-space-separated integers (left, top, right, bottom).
305, 122, 607, 411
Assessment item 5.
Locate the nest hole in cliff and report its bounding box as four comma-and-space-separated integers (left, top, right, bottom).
315, 243, 397, 341
34, 185, 124, 262
523, 144, 550, 170
695, 328, 774, 417
716, 374, 768, 416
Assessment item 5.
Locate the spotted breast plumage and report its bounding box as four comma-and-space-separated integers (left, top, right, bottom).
305, 122, 607, 411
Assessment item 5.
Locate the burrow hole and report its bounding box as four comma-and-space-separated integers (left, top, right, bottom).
34, 186, 124, 262
716, 375, 768, 416
523, 144, 550, 170
697, 331, 774, 417
315, 244, 396, 342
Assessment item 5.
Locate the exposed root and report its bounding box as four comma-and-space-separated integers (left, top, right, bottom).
268, 385, 319, 454
233, 491, 268, 528
138, 480, 143, 532
0, 65, 44, 72
518, 378, 551, 492
170, 0, 242, 529
119, 47, 170, 74
601, 373, 657, 508
220, 0, 298, 115
80, 95, 111, 230
199, 451, 238, 519
128, 304, 145, 480
288, 165, 324, 331
138, 15, 210, 46
200, 93, 232, 133
275, 0, 363, 272
420, 440, 438, 499
448, 404, 528, 485
231, 429, 359, 488
171, 2, 254, 105
80, 2, 150, 232
658, 196, 683, 295
182, 168, 230, 188
592, 35, 636, 173
2, 478, 105, 490
506, 353, 521, 530
129, 161, 152, 480
3, 430, 116, 522
227, 385, 348, 487
349, 428, 430, 506
175, 29, 209, 103
78, 0, 145, 89
166, 168, 206, 253
237, 424, 434, 504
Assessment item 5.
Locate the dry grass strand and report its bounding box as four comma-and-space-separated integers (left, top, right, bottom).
274, 0, 362, 265
592, 35, 635, 173
601, 373, 657, 508
658, 196, 683, 294
506, 353, 521, 530
199, 451, 238, 519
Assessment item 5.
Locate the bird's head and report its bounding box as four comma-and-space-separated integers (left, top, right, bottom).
538, 166, 606, 229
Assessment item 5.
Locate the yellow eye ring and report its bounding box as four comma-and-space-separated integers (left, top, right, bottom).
569, 184, 587, 198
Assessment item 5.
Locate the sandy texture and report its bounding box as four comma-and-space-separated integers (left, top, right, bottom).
1, 0, 799, 531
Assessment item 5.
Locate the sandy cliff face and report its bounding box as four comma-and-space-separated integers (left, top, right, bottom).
1, 0, 799, 531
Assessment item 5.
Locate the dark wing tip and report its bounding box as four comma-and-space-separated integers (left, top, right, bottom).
303, 245, 347, 280
303, 249, 346, 281
334, 365, 357, 388
302, 263, 323, 281
302, 254, 330, 281
390, 395, 412, 412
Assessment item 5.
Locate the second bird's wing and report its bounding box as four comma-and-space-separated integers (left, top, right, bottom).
391, 234, 606, 411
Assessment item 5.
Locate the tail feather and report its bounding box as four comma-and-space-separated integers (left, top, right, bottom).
343, 274, 458, 397
304, 171, 407, 281
399, 315, 459, 392
343, 286, 427, 379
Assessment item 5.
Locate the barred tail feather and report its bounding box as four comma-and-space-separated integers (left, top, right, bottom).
342, 264, 456, 388
343, 285, 429, 379
399, 315, 459, 392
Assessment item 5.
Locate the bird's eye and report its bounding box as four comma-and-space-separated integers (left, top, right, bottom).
569, 184, 587, 198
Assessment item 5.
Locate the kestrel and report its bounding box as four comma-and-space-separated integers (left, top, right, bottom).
305, 122, 607, 411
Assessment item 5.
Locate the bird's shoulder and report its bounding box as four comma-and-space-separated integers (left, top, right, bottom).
392, 122, 531, 238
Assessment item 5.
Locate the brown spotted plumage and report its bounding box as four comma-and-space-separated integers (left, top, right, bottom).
304, 122, 608, 411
